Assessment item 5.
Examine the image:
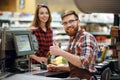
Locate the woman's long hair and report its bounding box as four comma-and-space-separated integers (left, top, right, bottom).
31, 4, 52, 29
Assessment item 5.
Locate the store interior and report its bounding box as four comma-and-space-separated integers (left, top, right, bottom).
0, 0, 120, 80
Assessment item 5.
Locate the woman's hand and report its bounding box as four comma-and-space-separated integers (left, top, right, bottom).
37, 57, 47, 64
30, 55, 47, 64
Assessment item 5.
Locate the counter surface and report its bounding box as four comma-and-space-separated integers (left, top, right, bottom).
1, 70, 79, 80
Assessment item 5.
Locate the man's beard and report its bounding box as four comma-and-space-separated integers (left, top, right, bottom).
65, 25, 78, 37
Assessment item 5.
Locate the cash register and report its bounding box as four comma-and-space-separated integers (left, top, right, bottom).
0, 28, 38, 74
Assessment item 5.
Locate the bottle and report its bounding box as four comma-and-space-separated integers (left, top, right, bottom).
47, 55, 55, 64
47, 55, 51, 64
50, 55, 55, 64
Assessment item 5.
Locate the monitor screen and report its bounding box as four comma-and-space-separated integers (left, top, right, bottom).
15, 35, 31, 52
0, 29, 38, 72
13, 31, 35, 56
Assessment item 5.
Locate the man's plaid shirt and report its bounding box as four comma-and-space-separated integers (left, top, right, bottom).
67, 29, 99, 72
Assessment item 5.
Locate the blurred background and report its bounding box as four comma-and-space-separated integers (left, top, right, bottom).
0, 0, 120, 79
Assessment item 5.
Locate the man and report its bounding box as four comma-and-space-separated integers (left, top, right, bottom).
47, 10, 99, 80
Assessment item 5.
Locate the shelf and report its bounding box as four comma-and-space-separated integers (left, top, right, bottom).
52, 12, 61, 22
10, 24, 31, 28
0, 12, 114, 51
53, 30, 66, 35
97, 42, 111, 46
78, 13, 114, 24
83, 22, 113, 25
53, 35, 69, 40
0, 17, 10, 20
10, 16, 34, 22
51, 22, 63, 28
90, 32, 110, 35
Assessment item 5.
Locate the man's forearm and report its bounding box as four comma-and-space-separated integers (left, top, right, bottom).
57, 65, 70, 71
60, 50, 82, 68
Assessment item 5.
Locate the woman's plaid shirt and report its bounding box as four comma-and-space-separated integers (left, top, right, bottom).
31, 27, 53, 63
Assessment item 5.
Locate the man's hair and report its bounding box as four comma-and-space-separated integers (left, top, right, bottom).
61, 10, 79, 20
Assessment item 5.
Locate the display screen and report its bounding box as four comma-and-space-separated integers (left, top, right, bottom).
13, 31, 35, 56
15, 35, 31, 52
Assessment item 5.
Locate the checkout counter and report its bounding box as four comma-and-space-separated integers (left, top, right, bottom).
1, 0, 120, 79
1, 74, 79, 80
1, 58, 119, 80
0, 29, 120, 80
0, 65, 78, 80
0, 28, 79, 80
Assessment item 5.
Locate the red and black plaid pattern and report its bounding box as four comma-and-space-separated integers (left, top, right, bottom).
31, 27, 53, 63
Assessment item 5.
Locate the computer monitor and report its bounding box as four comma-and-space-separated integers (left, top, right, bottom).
0, 29, 37, 57
13, 31, 35, 56
0, 29, 39, 72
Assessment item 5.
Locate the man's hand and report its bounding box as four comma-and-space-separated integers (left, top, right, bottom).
47, 64, 70, 72
49, 41, 63, 56
47, 64, 58, 72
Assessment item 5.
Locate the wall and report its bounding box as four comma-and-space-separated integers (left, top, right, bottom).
0, 0, 16, 12
0, 0, 81, 13
16, 0, 36, 13
0, 0, 36, 13
36, 0, 81, 13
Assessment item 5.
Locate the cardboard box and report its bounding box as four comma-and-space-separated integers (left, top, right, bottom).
110, 26, 120, 36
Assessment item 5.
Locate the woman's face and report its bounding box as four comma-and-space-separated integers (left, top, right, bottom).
38, 7, 49, 23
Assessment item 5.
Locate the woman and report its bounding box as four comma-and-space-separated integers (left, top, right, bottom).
29, 4, 53, 64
